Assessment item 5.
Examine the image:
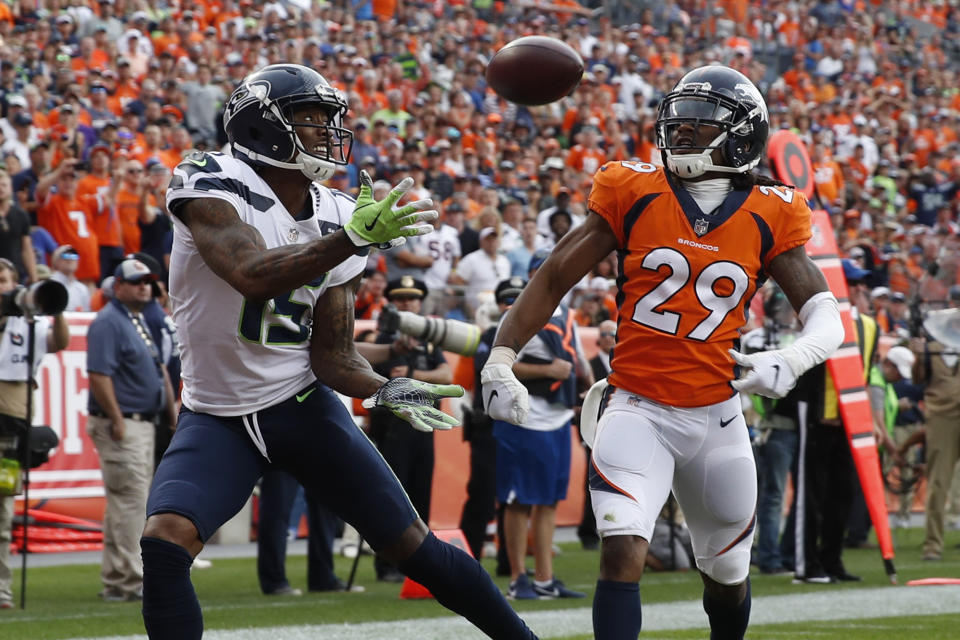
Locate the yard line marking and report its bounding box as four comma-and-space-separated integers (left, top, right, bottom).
58, 585, 960, 640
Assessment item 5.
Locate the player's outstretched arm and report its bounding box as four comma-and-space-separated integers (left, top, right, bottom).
310, 274, 388, 400
178, 197, 360, 301
484, 212, 617, 424
730, 246, 842, 398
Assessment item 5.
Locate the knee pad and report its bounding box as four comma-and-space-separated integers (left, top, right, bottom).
697, 536, 753, 585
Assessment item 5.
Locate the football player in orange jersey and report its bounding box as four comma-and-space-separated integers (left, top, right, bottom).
482, 66, 843, 640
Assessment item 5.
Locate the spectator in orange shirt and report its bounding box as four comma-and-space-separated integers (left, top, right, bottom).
134, 124, 168, 167
812, 143, 845, 208
843, 144, 871, 188
159, 126, 192, 171
77, 144, 124, 277
566, 126, 606, 177
36, 160, 100, 285
114, 159, 148, 257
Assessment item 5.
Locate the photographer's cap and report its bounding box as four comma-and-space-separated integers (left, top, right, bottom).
114, 258, 156, 283
884, 346, 915, 382
385, 275, 426, 300
495, 277, 526, 305
52, 245, 79, 261
841, 259, 870, 283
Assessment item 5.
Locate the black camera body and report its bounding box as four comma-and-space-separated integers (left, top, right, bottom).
0, 415, 59, 469
0, 280, 69, 318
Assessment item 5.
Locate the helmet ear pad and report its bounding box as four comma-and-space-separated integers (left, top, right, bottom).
722, 112, 768, 170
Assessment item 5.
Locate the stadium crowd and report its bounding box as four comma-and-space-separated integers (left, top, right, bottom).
1, 0, 959, 608
0, 0, 955, 325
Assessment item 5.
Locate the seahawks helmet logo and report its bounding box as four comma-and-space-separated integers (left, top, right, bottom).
224, 80, 272, 127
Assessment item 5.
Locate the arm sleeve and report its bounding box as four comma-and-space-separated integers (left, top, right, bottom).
781, 291, 843, 377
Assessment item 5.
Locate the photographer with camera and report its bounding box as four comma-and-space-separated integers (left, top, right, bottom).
0, 258, 69, 609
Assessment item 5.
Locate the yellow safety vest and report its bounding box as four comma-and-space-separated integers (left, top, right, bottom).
823, 313, 877, 420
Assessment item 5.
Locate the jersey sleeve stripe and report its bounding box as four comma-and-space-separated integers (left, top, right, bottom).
331, 189, 357, 204
749, 212, 774, 271
193, 177, 276, 212
623, 193, 661, 245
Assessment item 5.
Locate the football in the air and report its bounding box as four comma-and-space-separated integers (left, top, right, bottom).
485, 36, 584, 106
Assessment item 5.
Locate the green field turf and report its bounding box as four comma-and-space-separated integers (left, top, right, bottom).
2, 526, 959, 639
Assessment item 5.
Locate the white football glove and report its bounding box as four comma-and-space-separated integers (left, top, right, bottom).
729, 349, 799, 399
480, 363, 530, 425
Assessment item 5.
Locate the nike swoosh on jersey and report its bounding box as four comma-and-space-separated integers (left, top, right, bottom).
720, 416, 736, 428
188, 156, 207, 167
296, 388, 316, 403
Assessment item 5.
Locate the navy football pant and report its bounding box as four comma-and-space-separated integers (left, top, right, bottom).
144, 382, 536, 640
147, 382, 417, 552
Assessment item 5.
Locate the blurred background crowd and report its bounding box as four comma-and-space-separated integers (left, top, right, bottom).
0, 0, 957, 332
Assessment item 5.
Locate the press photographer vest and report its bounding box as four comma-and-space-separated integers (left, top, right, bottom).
0, 316, 51, 421
0, 316, 51, 382
519, 308, 578, 408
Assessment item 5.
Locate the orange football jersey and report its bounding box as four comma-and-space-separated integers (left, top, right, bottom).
588, 161, 812, 407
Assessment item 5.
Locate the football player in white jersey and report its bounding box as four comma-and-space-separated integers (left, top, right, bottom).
139, 65, 538, 640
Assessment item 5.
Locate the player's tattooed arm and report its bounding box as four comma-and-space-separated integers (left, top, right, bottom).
310, 273, 387, 399
768, 245, 831, 311
178, 197, 358, 301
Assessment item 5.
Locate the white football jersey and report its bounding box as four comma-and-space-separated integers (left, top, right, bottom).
421, 223, 461, 291
167, 152, 366, 416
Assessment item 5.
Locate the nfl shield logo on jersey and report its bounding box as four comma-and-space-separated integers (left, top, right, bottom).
287, 228, 300, 242
694, 218, 709, 236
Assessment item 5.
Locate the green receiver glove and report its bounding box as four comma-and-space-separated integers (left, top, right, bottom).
361, 377, 464, 433
344, 170, 438, 248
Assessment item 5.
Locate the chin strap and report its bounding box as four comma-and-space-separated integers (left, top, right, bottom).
232, 141, 336, 181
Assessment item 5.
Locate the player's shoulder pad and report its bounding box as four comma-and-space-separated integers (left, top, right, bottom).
745, 181, 809, 218
594, 160, 663, 186
175, 151, 224, 177
168, 152, 275, 213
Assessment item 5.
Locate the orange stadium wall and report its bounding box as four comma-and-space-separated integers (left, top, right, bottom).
20, 314, 599, 533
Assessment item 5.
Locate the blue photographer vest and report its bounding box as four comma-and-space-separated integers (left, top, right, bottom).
519, 307, 579, 409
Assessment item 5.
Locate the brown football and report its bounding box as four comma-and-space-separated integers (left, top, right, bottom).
485, 36, 584, 106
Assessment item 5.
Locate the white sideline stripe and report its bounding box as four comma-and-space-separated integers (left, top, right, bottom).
32, 469, 103, 482
59, 585, 960, 640
14, 486, 105, 499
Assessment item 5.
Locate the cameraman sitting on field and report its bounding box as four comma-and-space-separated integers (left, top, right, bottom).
0, 258, 68, 609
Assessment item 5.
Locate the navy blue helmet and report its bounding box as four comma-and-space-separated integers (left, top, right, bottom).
655, 65, 769, 179
224, 64, 353, 181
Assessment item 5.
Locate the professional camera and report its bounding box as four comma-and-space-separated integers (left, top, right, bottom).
377, 304, 482, 356
0, 280, 68, 318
